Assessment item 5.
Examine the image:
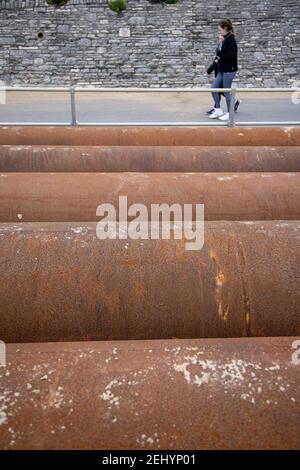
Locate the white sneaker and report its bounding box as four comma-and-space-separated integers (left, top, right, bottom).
219, 112, 230, 121
209, 108, 224, 119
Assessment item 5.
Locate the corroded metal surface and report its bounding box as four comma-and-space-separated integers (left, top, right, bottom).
0, 126, 299, 146
1, 145, 300, 172
0, 221, 299, 343
0, 337, 299, 449
0, 172, 300, 222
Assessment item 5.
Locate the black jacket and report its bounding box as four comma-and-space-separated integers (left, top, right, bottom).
207, 44, 222, 76
217, 32, 238, 73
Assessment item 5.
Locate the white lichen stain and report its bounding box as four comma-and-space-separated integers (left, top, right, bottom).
100, 379, 121, 408
8, 427, 16, 447
173, 352, 296, 406
137, 432, 160, 448
0, 410, 7, 426
0, 393, 10, 426
266, 364, 280, 371
173, 357, 214, 387
71, 226, 89, 234
48, 386, 64, 409
216, 176, 234, 181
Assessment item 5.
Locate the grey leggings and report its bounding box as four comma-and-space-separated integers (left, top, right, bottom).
211, 71, 236, 112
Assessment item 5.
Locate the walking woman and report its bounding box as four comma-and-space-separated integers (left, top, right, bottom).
206, 33, 240, 115
209, 19, 238, 121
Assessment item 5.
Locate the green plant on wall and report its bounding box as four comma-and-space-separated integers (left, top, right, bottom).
108, 0, 179, 14
46, 0, 179, 12
108, 0, 127, 13
46, 0, 69, 6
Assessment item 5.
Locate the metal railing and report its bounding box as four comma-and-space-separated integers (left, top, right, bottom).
0, 86, 299, 127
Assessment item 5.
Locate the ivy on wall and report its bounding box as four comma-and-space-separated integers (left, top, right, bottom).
46, 0, 69, 6
108, 0, 180, 14
46, 0, 179, 11
108, 0, 127, 13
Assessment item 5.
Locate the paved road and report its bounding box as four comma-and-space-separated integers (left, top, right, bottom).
0, 90, 299, 125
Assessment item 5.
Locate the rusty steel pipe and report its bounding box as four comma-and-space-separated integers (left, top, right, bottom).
0, 172, 300, 222
0, 126, 299, 146
0, 221, 299, 343
0, 337, 299, 449
1, 145, 300, 172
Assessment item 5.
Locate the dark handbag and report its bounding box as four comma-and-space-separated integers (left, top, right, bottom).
207, 62, 217, 75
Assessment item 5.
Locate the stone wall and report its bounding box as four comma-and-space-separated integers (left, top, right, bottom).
0, 0, 299, 87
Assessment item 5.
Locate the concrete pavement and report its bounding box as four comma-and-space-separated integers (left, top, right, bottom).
0, 90, 299, 125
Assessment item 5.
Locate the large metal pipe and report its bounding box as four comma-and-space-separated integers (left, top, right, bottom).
0, 172, 300, 222
0, 221, 299, 343
1, 145, 300, 172
0, 126, 299, 146
0, 337, 299, 449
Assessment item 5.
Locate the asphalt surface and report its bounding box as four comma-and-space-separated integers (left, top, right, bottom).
0, 90, 299, 125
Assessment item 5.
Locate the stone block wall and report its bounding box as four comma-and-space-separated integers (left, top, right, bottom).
0, 0, 299, 86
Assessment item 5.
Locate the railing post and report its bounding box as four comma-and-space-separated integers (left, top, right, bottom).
228, 87, 236, 128
70, 86, 77, 126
